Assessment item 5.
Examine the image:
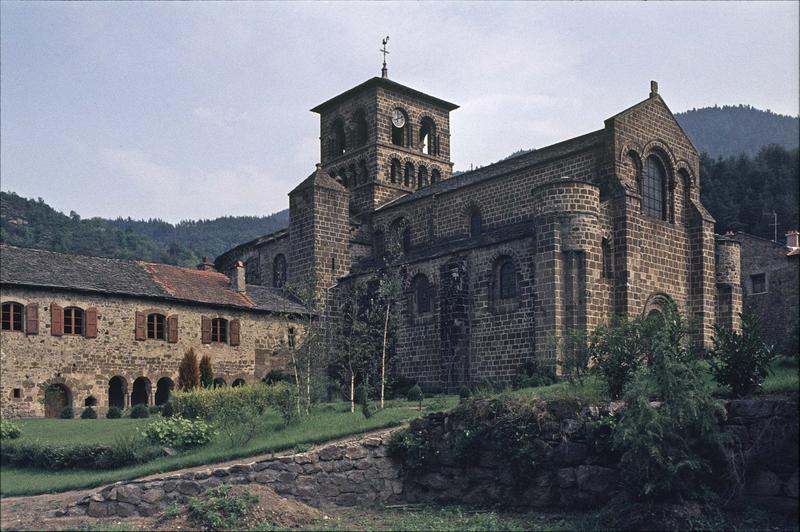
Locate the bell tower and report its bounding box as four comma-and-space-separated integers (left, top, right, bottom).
310, 73, 459, 214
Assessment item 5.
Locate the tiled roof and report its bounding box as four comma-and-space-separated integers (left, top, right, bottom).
0, 245, 306, 314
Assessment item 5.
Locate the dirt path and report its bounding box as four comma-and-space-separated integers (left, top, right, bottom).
0, 427, 399, 531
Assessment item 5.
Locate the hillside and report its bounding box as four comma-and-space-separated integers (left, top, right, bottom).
674, 105, 799, 159
0, 191, 288, 266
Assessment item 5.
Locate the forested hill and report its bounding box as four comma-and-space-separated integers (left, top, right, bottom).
0, 191, 289, 267
675, 105, 799, 159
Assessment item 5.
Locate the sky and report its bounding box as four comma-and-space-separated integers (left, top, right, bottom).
1, 1, 798, 223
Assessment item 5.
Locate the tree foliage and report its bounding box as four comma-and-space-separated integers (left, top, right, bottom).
709, 310, 775, 397
199, 355, 214, 389
178, 348, 200, 392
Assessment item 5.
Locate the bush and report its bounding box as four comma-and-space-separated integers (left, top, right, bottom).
178, 348, 200, 391
130, 404, 150, 418
199, 354, 214, 389
559, 329, 591, 385
142, 417, 215, 448
406, 384, 423, 402
511, 360, 555, 390
1, 434, 160, 470
0, 419, 21, 440
80, 407, 97, 419
388, 376, 417, 399
173, 383, 273, 420
188, 485, 257, 531
387, 428, 437, 471
59, 406, 74, 419
161, 400, 175, 418
262, 369, 295, 385
264, 381, 299, 424
710, 310, 775, 397
458, 385, 472, 402
148, 405, 161, 415
106, 406, 122, 419
612, 306, 729, 501
588, 315, 658, 399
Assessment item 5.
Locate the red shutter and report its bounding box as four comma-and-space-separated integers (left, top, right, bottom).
25, 303, 39, 335
201, 316, 211, 344
134, 311, 146, 340
85, 307, 97, 338
50, 303, 63, 336
167, 315, 178, 343
229, 319, 240, 346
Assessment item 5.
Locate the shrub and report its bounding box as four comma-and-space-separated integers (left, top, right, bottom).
262, 369, 295, 385
406, 384, 423, 402
106, 406, 122, 419
1, 434, 160, 470
588, 315, 658, 399
161, 400, 175, 418
388, 376, 417, 399
458, 385, 472, 402
559, 329, 591, 385
130, 404, 150, 419
264, 381, 299, 424
387, 428, 437, 471
80, 407, 97, 419
148, 405, 161, 415
59, 406, 74, 419
612, 306, 729, 501
188, 485, 257, 531
173, 382, 296, 426
511, 360, 555, 390
710, 310, 775, 397
178, 348, 200, 391
142, 417, 215, 448
0, 419, 21, 440
199, 354, 214, 388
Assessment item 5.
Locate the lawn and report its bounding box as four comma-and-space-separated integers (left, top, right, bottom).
0, 396, 458, 497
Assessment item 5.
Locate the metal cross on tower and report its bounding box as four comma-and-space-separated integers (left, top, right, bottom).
380, 36, 390, 78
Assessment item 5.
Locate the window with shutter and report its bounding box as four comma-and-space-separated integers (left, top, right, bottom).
167, 315, 178, 343
85, 307, 97, 338
1, 302, 24, 332
147, 313, 166, 340
201, 316, 212, 344
211, 318, 228, 343
229, 319, 240, 346
63, 307, 84, 335
51, 303, 64, 336
25, 303, 38, 335
135, 311, 146, 340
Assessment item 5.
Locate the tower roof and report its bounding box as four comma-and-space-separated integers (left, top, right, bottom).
310, 77, 459, 114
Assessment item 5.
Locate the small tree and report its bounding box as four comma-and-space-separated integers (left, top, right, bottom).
178, 348, 200, 391
199, 354, 214, 388
710, 309, 775, 397
589, 315, 659, 399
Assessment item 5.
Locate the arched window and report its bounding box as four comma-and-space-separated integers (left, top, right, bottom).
63, 307, 84, 335
602, 238, 613, 279
84, 395, 97, 407
354, 110, 368, 147
390, 159, 401, 184
273, 254, 287, 288
213, 377, 227, 387
495, 257, 517, 300
1, 302, 24, 331
131, 377, 150, 407
211, 318, 228, 343
413, 275, 432, 314
155, 377, 174, 406
419, 118, 437, 155
147, 313, 166, 340
391, 108, 408, 147
108, 376, 127, 409
642, 155, 667, 220
417, 166, 428, 188
359, 160, 368, 184
390, 219, 411, 256
402, 227, 411, 254
469, 207, 482, 238
332, 119, 346, 157
404, 162, 414, 187
431, 169, 441, 184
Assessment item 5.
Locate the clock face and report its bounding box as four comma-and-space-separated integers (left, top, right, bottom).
391, 109, 406, 128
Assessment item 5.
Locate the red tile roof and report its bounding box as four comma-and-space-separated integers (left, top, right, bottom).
140, 262, 255, 308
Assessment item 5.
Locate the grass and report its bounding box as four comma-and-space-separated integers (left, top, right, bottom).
509, 375, 608, 403
761, 355, 799, 394
0, 396, 458, 497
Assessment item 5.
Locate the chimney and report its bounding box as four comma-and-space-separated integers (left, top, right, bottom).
787, 230, 799, 250
231, 260, 246, 293
650, 80, 658, 98
197, 256, 215, 271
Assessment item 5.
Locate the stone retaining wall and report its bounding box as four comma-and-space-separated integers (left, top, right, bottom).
63, 432, 402, 518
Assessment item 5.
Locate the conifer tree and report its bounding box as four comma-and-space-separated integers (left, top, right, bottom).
199, 354, 214, 388
178, 348, 200, 391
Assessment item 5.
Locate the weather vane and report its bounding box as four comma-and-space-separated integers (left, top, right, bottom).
380, 36, 390, 78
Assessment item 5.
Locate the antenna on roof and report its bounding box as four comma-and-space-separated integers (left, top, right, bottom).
380, 36, 390, 78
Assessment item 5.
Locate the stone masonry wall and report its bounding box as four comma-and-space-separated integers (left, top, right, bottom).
63, 397, 797, 519
0, 286, 299, 418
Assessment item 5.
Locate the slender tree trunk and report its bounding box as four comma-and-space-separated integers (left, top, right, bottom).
289, 349, 301, 416
305, 354, 311, 415
350, 372, 355, 413
381, 302, 390, 409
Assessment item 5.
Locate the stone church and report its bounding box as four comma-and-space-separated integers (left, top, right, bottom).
215, 71, 743, 391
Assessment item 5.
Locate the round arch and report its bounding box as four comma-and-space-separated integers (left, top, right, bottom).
44, 383, 72, 418
108, 376, 128, 409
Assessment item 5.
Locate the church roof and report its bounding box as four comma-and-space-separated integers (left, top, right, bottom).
377, 128, 604, 212
310, 77, 459, 114
0, 245, 306, 314
290, 166, 347, 195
